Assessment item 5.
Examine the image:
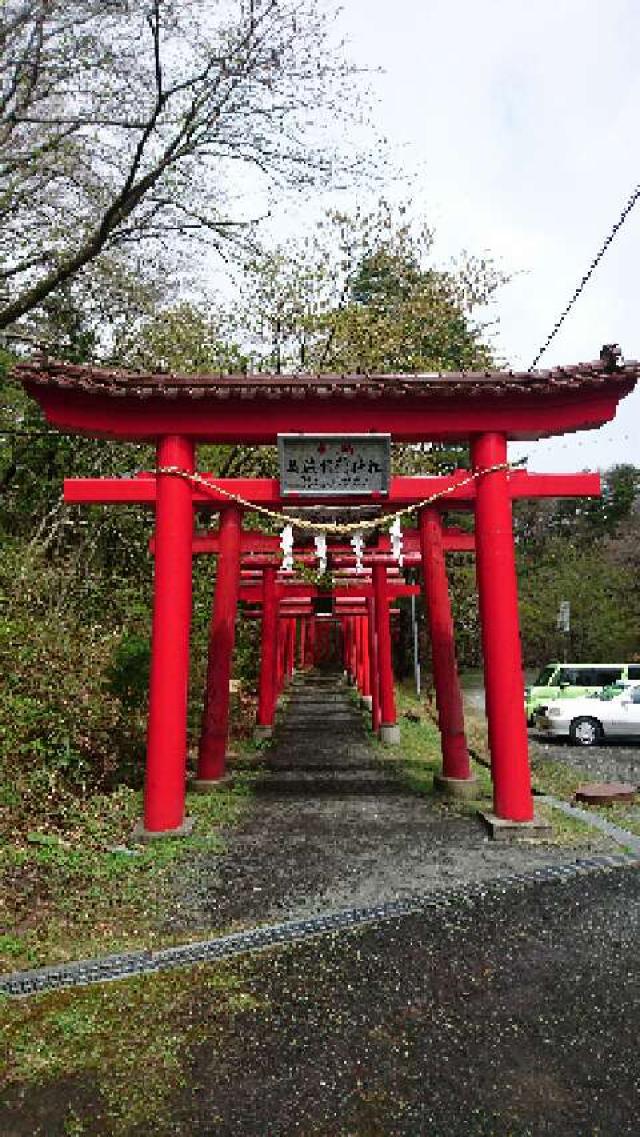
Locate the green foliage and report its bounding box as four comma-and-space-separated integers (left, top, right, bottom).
107, 635, 150, 710
237, 202, 504, 379
517, 539, 638, 665
113, 302, 247, 375
514, 467, 640, 666
1, 959, 262, 1136
0, 539, 148, 832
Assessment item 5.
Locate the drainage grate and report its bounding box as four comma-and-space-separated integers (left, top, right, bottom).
2, 854, 637, 998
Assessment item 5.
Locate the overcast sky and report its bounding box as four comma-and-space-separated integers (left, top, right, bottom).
320, 0, 640, 472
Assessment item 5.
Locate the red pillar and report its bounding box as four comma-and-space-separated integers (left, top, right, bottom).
277, 619, 285, 692
286, 618, 296, 680
299, 619, 307, 669
360, 615, 371, 698
307, 616, 316, 669
143, 436, 195, 834
419, 507, 473, 786
354, 616, 362, 692
196, 504, 242, 784
472, 432, 533, 821
356, 616, 367, 694
256, 566, 278, 736
346, 617, 355, 682
367, 596, 380, 731
372, 561, 399, 744
342, 617, 350, 675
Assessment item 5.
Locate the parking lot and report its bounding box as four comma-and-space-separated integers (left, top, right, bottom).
529, 730, 640, 787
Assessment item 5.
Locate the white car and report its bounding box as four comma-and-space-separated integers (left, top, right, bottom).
535, 682, 640, 746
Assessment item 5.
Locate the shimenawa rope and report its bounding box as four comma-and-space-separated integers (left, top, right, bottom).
154, 460, 524, 537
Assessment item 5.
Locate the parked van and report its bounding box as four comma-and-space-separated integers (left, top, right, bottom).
525, 662, 640, 723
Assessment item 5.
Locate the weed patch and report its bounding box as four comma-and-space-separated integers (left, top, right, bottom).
1, 958, 263, 1137
0, 751, 263, 972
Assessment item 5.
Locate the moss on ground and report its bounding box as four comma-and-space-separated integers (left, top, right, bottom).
1, 957, 261, 1137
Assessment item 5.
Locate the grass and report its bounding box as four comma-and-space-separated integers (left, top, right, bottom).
462, 695, 636, 847
388, 682, 605, 847
1, 955, 262, 1136
371, 681, 494, 819
0, 744, 264, 974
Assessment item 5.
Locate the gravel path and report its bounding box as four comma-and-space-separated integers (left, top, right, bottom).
166, 673, 614, 937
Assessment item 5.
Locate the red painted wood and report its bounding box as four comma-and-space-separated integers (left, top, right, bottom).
286, 619, 296, 680
472, 432, 533, 822
360, 615, 371, 698
64, 470, 601, 508
31, 382, 633, 443
237, 583, 419, 603
144, 436, 194, 832
367, 596, 381, 731
419, 507, 472, 782
372, 562, 396, 729
257, 566, 278, 728
181, 529, 475, 555
307, 617, 316, 668
197, 505, 242, 781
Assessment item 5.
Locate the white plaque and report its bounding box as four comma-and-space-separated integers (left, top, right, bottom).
278, 434, 390, 497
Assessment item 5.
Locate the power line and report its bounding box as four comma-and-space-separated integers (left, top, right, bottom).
529, 181, 640, 370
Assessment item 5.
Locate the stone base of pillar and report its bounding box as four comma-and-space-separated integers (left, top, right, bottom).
379, 723, 401, 745
478, 811, 553, 841
361, 695, 373, 710
434, 773, 478, 799
253, 725, 273, 742
131, 816, 194, 843
190, 775, 234, 793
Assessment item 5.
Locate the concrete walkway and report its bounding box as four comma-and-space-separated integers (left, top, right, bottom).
167, 672, 615, 937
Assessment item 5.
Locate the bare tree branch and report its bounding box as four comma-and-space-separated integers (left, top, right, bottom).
0, 0, 375, 334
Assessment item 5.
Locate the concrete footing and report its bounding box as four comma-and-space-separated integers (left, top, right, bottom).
253, 725, 273, 742
190, 775, 234, 793
434, 773, 478, 799
379, 723, 401, 746
361, 695, 373, 711
131, 816, 194, 843
478, 810, 553, 842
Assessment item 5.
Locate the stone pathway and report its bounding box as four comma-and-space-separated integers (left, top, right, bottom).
167, 672, 615, 936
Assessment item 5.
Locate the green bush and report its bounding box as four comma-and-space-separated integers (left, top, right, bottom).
0, 541, 147, 834
107, 633, 150, 709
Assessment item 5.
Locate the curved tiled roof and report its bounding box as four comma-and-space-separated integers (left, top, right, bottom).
14, 347, 639, 402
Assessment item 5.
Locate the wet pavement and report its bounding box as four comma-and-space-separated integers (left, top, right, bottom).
171, 863, 640, 1137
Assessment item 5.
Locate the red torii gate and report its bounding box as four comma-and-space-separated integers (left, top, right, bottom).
15, 351, 637, 837
177, 524, 475, 771
71, 468, 599, 819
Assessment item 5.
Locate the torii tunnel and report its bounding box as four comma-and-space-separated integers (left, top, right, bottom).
16, 351, 638, 836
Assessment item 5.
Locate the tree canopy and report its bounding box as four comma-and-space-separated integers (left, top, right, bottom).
0, 0, 368, 334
